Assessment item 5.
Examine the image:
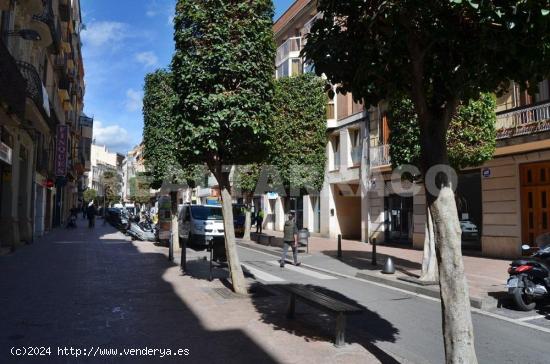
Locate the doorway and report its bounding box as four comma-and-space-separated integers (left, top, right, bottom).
521, 162, 550, 245
384, 194, 413, 244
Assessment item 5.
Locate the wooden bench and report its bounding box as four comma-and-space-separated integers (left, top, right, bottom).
281, 284, 364, 347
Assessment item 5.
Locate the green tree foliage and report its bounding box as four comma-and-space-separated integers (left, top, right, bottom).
102, 169, 121, 206
389, 93, 497, 170
143, 69, 205, 189
270, 74, 327, 194
172, 0, 275, 170
83, 189, 97, 203
303, 2, 550, 362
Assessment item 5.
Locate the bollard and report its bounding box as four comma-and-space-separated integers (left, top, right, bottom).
382, 257, 395, 274
180, 238, 187, 274
337, 234, 342, 258
168, 235, 174, 262
371, 238, 377, 266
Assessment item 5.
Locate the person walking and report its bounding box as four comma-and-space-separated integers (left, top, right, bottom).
256, 209, 264, 234
280, 213, 300, 268
87, 202, 97, 228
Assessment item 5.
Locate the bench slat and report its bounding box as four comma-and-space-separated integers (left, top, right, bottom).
284, 285, 363, 313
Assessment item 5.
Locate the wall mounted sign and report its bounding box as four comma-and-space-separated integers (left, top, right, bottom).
482, 168, 491, 178
55, 125, 68, 176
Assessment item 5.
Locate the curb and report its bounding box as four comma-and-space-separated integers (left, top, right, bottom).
237, 240, 498, 310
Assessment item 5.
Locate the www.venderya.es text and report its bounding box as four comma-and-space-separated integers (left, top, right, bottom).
10, 346, 190, 358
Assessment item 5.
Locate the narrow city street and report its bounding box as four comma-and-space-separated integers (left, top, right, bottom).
2, 221, 550, 363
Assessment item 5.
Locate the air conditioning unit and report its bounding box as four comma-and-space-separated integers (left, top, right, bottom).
0, 142, 13, 165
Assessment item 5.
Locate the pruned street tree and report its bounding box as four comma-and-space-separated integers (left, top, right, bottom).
388, 93, 497, 282
172, 0, 275, 294
143, 69, 204, 262
303, 1, 550, 362
269, 74, 327, 202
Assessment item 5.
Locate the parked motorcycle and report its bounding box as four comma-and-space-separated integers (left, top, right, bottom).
126, 214, 156, 242
507, 244, 550, 311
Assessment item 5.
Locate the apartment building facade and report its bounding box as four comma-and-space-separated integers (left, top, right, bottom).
121, 143, 146, 202
273, 0, 550, 258
0, 0, 87, 250
267, 0, 369, 240
88, 143, 122, 198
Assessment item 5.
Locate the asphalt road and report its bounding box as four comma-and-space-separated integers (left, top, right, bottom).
235, 245, 550, 364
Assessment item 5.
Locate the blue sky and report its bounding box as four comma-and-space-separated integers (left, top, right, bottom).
81, 0, 295, 154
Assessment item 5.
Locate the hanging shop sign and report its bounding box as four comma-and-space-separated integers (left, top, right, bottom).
55, 125, 68, 177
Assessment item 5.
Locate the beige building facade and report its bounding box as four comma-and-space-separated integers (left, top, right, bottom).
0, 0, 87, 250
275, 0, 550, 259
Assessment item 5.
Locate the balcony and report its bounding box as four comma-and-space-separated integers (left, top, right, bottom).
54, 53, 67, 71
351, 146, 362, 166
16, 61, 50, 119
0, 40, 27, 119
276, 37, 302, 66
17, 0, 43, 16
59, 3, 71, 22
496, 101, 550, 140
370, 144, 391, 168
30, 0, 61, 52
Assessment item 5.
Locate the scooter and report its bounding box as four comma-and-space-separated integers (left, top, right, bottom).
507, 244, 550, 311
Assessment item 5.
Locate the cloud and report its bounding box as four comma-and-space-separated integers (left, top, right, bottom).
93, 121, 133, 152
135, 51, 159, 68
81, 21, 129, 49
167, 15, 175, 26
146, 10, 157, 17
125, 89, 143, 112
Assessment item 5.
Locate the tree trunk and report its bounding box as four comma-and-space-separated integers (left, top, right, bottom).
169, 191, 180, 262
219, 186, 247, 294
421, 124, 477, 363
419, 205, 438, 282
243, 210, 252, 241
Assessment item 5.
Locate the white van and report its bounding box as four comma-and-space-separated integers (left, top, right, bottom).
178, 204, 225, 245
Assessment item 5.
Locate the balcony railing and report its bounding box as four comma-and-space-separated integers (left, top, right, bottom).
276, 37, 302, 65
370, 144, 391, 168
16, 61, 50, 118
0, 40, 26, 119
351, 146, 362, 166
303, 12, 323, 36
496, 101, 550, 139
33, 0, 61, 52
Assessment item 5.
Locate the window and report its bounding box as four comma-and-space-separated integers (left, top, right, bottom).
327, 89, 336, 119
380, 112, 391, 145
350, 128, 361, 148
291, 58, 302, 76
332, 135, 340, 170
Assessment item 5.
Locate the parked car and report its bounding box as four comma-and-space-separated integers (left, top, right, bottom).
460, 220, 479, 241
178, 204, 225, 246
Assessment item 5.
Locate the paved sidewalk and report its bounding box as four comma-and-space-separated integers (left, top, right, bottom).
0, 220, 398, 364
244, 230, 510, 309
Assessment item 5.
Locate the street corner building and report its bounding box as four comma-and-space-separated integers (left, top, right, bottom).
0, 0, 90, 252
263, 0, 550, 259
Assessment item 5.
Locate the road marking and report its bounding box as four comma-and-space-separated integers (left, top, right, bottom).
267, 260, 337, 280
241, 263, 285, 282
237, 243, 550, 335
516, 315, 546, 322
